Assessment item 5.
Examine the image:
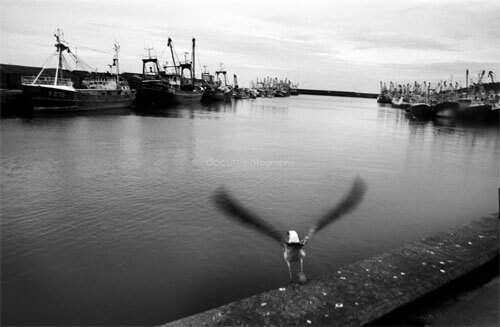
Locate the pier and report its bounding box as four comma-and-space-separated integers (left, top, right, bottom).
298, 88, 377, 98
162, 214, 498, 326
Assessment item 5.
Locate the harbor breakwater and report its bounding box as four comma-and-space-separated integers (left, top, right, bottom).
163, 213, 498, 326
297, 89, 377, 98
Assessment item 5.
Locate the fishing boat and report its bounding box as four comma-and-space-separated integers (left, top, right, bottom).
135, 55, 171, 106
202, 64, 232, 102
22, 30, 135, 111
164, 38, 204, 104
135, 38, 204, 106
456, 98, 493, 120
406, 92, 435, 120
376, 82, 392, 103
434, 70, 498, 120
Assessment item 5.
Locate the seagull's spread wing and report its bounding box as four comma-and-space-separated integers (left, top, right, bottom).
302, 176, 367, 244
212, 187, 284, 244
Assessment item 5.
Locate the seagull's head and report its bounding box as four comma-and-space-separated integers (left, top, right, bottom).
286, 230, 300, 244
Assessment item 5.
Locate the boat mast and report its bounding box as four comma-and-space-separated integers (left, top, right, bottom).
192, 38, 195, 86
233, 74, 238, 89
216, 62, 228, 87
54, 29, 63, 85
114, 42, 120, 84
466, 69, 469, 96
167, 38, 178, 75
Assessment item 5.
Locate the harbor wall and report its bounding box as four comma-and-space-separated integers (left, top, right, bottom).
162, 213, 498, 326
297, 89, 378, 98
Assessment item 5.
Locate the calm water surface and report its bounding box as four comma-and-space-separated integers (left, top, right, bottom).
1, 96, 498, 325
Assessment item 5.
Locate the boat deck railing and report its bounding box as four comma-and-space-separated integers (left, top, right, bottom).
21, 76, 73, 87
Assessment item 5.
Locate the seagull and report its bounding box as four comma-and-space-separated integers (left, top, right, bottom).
212, 176, 367, 284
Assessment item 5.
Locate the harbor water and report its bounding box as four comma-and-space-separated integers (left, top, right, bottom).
1, 95, 498, 325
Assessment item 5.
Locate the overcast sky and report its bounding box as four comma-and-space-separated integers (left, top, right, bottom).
1, 0, 499, 92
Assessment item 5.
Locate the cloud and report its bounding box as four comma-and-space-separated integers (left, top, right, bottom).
351, 33, 456, 51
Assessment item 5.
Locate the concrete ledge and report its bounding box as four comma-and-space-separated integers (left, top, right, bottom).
163, 214, 499, 326
297, 89, 377, 98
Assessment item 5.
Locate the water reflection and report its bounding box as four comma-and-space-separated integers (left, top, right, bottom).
5, 106, 133, 119
246, 98, 289, 117
377, 106, 409, 128
432, 116, 499, 129
201, 99, 233, 111
133, 106, 185, 118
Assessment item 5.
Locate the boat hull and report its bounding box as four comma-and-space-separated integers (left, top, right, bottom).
168, 89, 204, 104
136, 81, 204, 106
23, 84, 135, 112
434, 99, 494, 120
407, 103, 434, 119
135, 81, 172, 106
434, 101, 460, 118
76, 89, 135, 110
202, 90, 232, 102
459, 104, 494, 120
22, 84, 78, 110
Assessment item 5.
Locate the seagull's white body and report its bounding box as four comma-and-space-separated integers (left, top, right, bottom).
284, 231, 307, 283
283, 243, 306, 263
213, 176, 367, 284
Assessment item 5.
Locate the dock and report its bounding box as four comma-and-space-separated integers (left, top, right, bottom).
298, 89, 377, 99
162, 213, 498, 326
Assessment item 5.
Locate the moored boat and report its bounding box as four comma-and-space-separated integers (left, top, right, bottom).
135, 56, 171, 106
21, 76, 77, 110
202, 64, 232, 102
376, 82, 392, 103
165, 38, 204, 104
22, 30, 135, 112
458, 100, 493, 120
135, 37, 204, 107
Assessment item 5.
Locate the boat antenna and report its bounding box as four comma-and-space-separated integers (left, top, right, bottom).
32, 52, 57, 85
145, 45, 154, 59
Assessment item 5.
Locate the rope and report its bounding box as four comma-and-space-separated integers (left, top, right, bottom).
63, 40, 113, 56
39, 51, 58, 71
68, 51, 96, 72
32, 51, 58, 83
